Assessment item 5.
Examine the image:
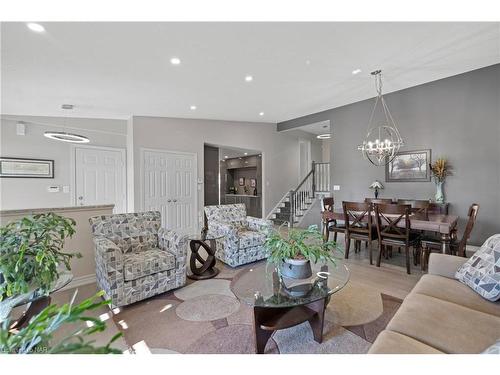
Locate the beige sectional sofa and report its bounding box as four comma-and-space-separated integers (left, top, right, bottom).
369, 253, 500, 353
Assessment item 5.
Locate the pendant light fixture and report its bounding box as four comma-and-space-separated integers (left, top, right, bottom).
358, 70, 403, 166
44, 104, 90, 143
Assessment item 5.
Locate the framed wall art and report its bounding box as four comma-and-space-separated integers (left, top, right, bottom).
385, 150, 431, 182
0, 157, 54, 178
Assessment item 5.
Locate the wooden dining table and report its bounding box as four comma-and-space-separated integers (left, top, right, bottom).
322, 210, 459, 254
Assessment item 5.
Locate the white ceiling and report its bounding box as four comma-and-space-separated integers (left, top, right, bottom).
1, 22, 499, 123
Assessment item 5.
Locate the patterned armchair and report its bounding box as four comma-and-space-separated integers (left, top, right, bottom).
204, 204, 273, 267
89, 211, 187, 307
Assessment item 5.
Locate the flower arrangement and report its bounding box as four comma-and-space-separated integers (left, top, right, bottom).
430, 158, 452, 183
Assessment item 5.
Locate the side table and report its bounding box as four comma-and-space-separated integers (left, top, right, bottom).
187, 234, 223, 280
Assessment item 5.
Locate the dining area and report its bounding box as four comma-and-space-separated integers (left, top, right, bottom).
322, 197, 479, 274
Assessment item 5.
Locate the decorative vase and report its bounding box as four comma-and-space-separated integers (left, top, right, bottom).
279, 258, 312, 279
435, 181, 444, 203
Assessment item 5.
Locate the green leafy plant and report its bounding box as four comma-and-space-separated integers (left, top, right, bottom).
0, 291, 122, 354
265, 224, 340, 265
0, 213, 81, 300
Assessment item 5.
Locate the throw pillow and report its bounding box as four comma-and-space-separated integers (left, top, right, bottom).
455, 234, 500, 302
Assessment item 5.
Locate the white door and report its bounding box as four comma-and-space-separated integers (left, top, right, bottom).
299, 139, 311, 180
142, 149, 196, 234
75, 147, 126, 213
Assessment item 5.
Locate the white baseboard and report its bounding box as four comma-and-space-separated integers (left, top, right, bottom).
61, 273, 96, 291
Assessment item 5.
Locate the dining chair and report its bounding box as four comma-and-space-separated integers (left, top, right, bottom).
343, 201, 378, 265
397, 199, 430, 215
374, 203, 422, 274
322, 197, 345, 243
421, 203, 479, 270
365, 198, 394, 204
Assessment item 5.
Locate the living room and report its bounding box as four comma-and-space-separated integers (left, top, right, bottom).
1, 1, 499, 373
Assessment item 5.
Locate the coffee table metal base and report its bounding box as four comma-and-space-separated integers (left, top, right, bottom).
253, 296, 330, 354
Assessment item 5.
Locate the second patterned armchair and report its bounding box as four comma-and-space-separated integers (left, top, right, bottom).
89, 211, 187, 307
204, 204, 273, 267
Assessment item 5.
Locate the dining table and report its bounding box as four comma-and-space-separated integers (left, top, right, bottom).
322, 210, 459, 254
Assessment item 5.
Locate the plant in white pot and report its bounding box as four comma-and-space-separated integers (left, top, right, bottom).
265, 224, 339, 280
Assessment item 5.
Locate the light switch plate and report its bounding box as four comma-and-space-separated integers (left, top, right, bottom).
333, 185, 340, 191
62, 185, 70, 193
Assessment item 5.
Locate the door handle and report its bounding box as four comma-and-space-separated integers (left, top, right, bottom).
173, 199, 177, 202
167, 199, 172, 203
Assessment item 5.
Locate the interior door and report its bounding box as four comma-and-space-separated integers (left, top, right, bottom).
143, 149, 196, 234
299, 139, 311, 180
75, 147, 126, 213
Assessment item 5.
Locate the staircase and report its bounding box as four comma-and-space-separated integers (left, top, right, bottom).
267, 162, 330, 227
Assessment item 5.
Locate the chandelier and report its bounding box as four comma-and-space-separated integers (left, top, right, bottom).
358, 70, 403, 166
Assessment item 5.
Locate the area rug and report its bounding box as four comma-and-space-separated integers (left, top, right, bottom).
111, 261, 402, 354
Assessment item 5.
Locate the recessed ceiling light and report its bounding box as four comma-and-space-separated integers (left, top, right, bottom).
190, 105, 197, 110
259, 112, 264, 116
27, 23, 45, 33
244, 152, 248, 155
352, 69, 362, 75
224, 155, 228, 158
305, 60, 311, 65
170, 57, 181, 65
245, 75, 253, 82
317, 133, 331, 139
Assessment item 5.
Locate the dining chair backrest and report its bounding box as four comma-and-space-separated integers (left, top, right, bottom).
343, 201, 373, 236
365, 198, 393, 205
397, 199, 430, 215
457, 203, 479, 256
374, 203, 412, 244
323, 197, 334, 212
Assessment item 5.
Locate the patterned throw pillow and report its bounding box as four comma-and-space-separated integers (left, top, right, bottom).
455, 234, 500, 302
482, 339, 500, 354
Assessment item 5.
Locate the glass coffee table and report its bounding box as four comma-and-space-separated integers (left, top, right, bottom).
232, 260, 349, 353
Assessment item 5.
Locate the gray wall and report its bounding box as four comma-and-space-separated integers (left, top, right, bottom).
0, 115, 127, 210
278, 64, 500, 245
131, 116, 311, 229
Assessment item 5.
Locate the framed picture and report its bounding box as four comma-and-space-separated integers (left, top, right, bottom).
238, 177, 245, 186
385, 150, 431, 182
250, 178, 256, 188
0, 157, 54, 178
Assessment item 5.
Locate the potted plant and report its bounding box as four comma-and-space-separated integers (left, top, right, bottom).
0, 291, 122, 354
430, 158, 452, 203
0, 212, 81, 304
265, 224, 339, 280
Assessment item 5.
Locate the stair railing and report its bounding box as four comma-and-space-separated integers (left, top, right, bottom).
314, 162, 330, 193
267, 161, 331, 227
289, 166, 315, 228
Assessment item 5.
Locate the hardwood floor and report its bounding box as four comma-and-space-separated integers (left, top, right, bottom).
330, 232, 423, 300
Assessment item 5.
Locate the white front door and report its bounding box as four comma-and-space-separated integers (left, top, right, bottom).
75, 147, 126, 213
142, 149, 196, 234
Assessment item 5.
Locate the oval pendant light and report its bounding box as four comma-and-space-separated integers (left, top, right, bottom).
44, 104, 90, 144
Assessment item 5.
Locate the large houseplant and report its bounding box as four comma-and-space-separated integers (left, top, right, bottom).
265, 224, 339, 279
0, 213, 81, 301
0, 291, 122, 354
